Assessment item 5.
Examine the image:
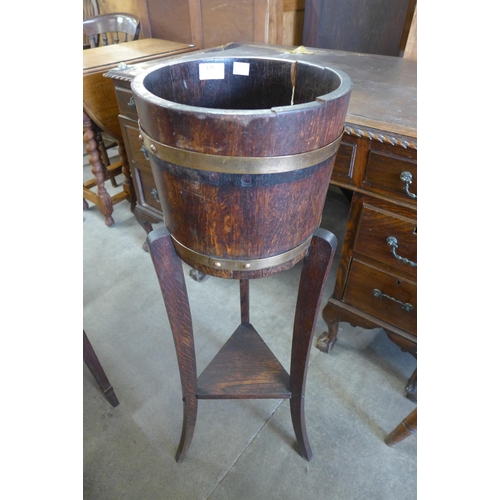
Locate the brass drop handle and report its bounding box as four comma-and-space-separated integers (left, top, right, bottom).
151, 189, 160, 203
386, 237, 417, 267
128, 96, 136, 108
140, 145, 149, 160
400, 171, 417, 199
373, 289, 413, 312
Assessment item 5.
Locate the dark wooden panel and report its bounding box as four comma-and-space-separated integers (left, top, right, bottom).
114, 86, 139, 120
353, 200, 416, 278
201, 0, 255, 48
134, 163, 163, 212
303, 0, 411, 56
363, 142, 417, 203
122, 119, 151, 168
139, 0, 193, 44
330, 135, 357, 183
343, 258, 416, 335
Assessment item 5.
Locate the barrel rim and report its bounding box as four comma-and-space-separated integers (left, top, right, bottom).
131, 54, 352, 117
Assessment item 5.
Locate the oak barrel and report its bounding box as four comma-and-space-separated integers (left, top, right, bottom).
132, 45, 352, 279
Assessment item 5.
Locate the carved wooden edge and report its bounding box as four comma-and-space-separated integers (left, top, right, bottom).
344, 125, 417, 150
103, 71, 136, 83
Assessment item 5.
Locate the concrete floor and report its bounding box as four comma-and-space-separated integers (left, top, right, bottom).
83, 156, 417, 499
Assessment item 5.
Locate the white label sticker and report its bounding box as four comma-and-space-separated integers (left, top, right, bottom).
199, 63, 225, 80
233, 62, 250, 76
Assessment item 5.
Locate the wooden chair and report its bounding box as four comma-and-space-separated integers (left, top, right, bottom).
83, 12, 140, 48
83, 13, 140, 218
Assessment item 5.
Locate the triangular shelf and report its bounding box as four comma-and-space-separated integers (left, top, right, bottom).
196, 323, 291, 399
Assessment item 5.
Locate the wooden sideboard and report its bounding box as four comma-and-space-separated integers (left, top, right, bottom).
315, 52, 417, 402
106, 46, 417, 400
320, 133, 417, 401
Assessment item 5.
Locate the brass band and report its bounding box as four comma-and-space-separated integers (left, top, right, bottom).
138, 124, 343, 174
171, 235, 313, 272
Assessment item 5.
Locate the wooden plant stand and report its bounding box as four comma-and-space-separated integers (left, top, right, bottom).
147, 227, 337, 462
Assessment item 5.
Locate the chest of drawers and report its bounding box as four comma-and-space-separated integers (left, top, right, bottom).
319, 127, 417, 401
114, 81, 164, 234
104, 42, 197, 236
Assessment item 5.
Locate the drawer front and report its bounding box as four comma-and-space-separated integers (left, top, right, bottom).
363, 142, 417, 203
354, 203, 417, 278
121, 119, 151, 168
330, 134, 358, 183
115, 85, 139, 120
343, 259, 416, 335
133, 162, 163, 214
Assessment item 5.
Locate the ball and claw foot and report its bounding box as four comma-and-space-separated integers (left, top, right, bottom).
315, 331, 337, 353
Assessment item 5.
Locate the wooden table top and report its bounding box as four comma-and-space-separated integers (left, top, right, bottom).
315, 50, 417, 140
118, 43, 416, 141
101, 42, 417, 143
219, 44, 417, 140
83, 38, 196, 76
83, 38, 196, 140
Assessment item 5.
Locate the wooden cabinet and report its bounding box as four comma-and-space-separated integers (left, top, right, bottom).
320, 130, 417, 402
109, 77, 165, 233
297, 49, 418, 402
104, 41, 197, 235
137, 0, 306, 48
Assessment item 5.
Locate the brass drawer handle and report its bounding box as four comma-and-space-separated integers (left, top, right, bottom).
400, 171, 417, 199
373, 288, 413, 312
140, 145, 149, 160
128, 96, 136, 108
151, 189, 160, 203
386, 236, 417, 267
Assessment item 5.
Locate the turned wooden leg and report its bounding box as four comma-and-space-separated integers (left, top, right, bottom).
290, 228, 337, 460
94, 130, 117, 187
385, 407, 417, 446
147, 227, 198, 463
405, 368, 417, 403
118, 140, 136, 212
83, 111, 114, 227
83, 330, 119, 408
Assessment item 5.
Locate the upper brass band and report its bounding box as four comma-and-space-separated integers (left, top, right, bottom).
138, 123, 343, 175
